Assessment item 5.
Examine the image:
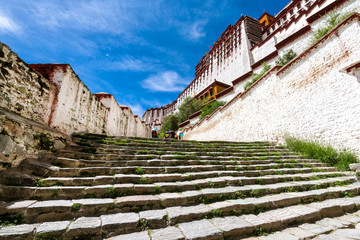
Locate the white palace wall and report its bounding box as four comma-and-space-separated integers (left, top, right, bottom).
184, 15, 360, 157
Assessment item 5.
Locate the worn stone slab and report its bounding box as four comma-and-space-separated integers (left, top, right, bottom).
260, 232, 299, 240
115, 195, 160, 206
336, 213, 360, 224
1, 200, 36, 212
139, 209, 167, 228
208, 201, 237, 213
316, 217, 352, 229
239, 214, 267, 228
109, 231, 150, 240
72, 198, 114, 206
101, 212, 139, 233
309, 201, 343, 217
0, 223, 39, 240
210, 216, 252, 238
298, 223, 333, 235
328, 229, 360, 239
151, 226, 185, 240
282, 227, 316, 239
262, 193, 300, 208
178, 219, 223, 240
157, 193, 187, 207
67, 217, 101, 236
27, 200, 72, 210
256, 211, 282, 230
288, 205, 321, 222
167, 204, 212, 224
36, 220, 70, 235
181, 190, 202, 203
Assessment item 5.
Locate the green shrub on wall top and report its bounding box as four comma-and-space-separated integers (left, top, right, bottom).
178, 97, 202, 123
244, 62, 271, 90
275, 49, 297, 66
200, 101, 226, 120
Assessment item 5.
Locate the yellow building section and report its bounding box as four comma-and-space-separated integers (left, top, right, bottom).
258, 11, 275, 26
196, 81, 230, 102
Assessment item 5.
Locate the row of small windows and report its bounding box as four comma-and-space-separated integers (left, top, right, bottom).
266, 0, 313, 37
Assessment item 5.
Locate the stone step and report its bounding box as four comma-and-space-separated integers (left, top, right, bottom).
39, 170, 344, 187
253, 210, 360, 240
2, 189, 360, 240
53, 150, 296, 162
0, 174, 354, 205
72, 133, 272, 145
26, 157, 335, 177
0, 181, 356, 225
75, 142, 284, 153
73, 136, 273, 147
65, 143, 289, 155
74, 139, 274, 151
43, 155, 323, 169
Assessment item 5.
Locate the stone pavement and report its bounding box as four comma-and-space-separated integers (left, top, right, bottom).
0, 133, 358, 239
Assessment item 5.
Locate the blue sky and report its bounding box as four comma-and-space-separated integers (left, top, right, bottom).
0, 0, 289, 116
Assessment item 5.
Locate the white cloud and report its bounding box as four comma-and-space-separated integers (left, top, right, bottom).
127, 103, 145, 117
141, 71, 189, 92
0, 10, 21, 34
188, 20, 207, 40
104, 56, 160, 72
117, 101, 145, 117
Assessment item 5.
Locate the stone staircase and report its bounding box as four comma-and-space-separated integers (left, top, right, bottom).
0, 133, 359, 240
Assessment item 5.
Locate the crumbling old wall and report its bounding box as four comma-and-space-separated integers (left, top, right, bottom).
0, 42, 150, 168
184, 15, 360, 157
30, 64, 107, 135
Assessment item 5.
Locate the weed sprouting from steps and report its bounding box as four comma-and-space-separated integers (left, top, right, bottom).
136, 150, 150, 154
249, 189, 260, 197
71, 203, 82, 212
208, 182, 217, 188
153, 186, 162, 194
205, 209, 224, 219
253, 227, 275, 236
0, 213, 23, 226
34, 233, 59, 240
84, 193, 97, 199
139, 219, 149, 230
134, 167, 145, 175
139, 177, 148, 184
187, 175, 195, 181
285, 136, 358, 171
35, 179, 48, 187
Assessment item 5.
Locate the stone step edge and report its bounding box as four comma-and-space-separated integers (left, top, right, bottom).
1, 176, 356, 223
106, 195, 360, 240
254, 210, 360, 240
48, 157, 322, 170
74, 137, 273, 146
63, 145, 291, 154
1, 169, 345, 201
2, 189, 360, 240
39, 170, 345, 187
43, 161, 330, 177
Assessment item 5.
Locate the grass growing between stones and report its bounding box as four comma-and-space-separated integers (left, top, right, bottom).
309, 11, 354, 46
284, 136, 357, 171
0, 213, 23, 226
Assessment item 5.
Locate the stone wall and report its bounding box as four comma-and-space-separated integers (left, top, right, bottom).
31, 64, 107, 135
0, 42, 151, 167
0, 43, 54, 125
0, 107, 70, 170
184, 14, 360, 157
